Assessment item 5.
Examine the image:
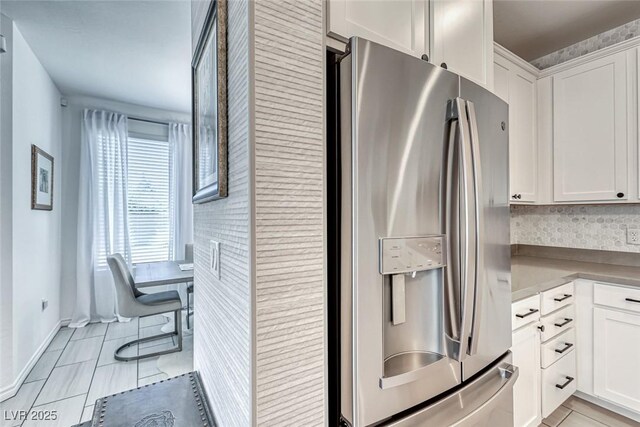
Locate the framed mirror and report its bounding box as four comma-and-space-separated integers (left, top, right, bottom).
192, 0, 227, 203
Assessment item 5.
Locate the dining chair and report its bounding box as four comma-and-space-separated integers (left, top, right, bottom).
185, 243, 194, 329
107, 254, 183, 361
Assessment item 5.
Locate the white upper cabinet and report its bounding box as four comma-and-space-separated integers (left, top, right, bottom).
327, 0, 428, 58
326, 0, 494, 87
430, 0, 494, 88
494, 48, 538, 203
552, 51, 628, 202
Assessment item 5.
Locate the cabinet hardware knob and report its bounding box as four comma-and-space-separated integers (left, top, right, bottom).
537, 325, 545, 332
421, 54, 429, 62
517, 194, 522, 199
617, 192, 625, 198
555, 376, 574, 390
440, 62, 448, 69
515, 308, 539, 318
554, 317, 573, 328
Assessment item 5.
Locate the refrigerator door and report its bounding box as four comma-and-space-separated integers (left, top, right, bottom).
387, 352, 518, 427
458, 78, 512, 380
340, 37, 463, 426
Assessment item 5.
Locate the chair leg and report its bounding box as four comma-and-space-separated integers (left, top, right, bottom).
114, 311, 183, 362
175, 309, 183, 352
186, 291, 191, 330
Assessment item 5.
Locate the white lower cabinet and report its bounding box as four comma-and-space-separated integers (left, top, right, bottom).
512, 321, 542, 427
593, 306, 640, 412
541, 349, 577, 417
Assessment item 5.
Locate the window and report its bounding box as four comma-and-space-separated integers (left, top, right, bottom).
127, 135, 173, 264
94, 120, 174, 269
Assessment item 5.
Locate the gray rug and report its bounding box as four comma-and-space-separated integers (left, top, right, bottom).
75, 372, 215, 427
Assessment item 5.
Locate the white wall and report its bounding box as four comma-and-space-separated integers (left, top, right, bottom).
0, 12, 15, 397
59, 96, 191, 319
1, 23, 63, 398
191, 0, 253, 425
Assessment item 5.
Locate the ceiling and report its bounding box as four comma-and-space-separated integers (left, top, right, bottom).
1, 0, 192, 113
494, 0, 640, 61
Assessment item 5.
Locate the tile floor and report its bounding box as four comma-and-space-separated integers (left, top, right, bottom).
0, 314, 193, 427
542, 396, 640, 427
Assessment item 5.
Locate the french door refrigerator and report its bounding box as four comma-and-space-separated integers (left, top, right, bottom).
334, 37, 517, 426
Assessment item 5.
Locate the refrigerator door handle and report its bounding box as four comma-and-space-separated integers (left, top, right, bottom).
445, 98, 478, 361
465, 100, 484, 357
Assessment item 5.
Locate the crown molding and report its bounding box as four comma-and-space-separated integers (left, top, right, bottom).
494, 42, 541, 77
538, 35, 640, 78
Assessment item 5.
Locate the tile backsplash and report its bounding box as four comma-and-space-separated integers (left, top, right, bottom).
530, 18, 640, 69
511, 205, 640, 253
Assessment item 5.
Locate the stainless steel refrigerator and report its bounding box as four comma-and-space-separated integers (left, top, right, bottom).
336, 37, 518, 426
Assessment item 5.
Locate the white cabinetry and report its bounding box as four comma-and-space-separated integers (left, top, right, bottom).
594, 306, 640, 412
430, 0, 494, 87
512, 314, 542, 427
326, 0, 494, 87
326, 0, 428, 58
494, 47, 538, 203
552, 51, 628, 202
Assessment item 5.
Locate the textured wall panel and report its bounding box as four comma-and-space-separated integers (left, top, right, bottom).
192, 0, 252, 426
511, 205, 640, 253
253, 0, 326, 425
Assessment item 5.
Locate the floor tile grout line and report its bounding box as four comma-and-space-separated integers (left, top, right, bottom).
556, 408, 573, 426
570, 405, 620, 426
21, 326, 75, 424
28, 392, 88, 410
79, 326, 109, 424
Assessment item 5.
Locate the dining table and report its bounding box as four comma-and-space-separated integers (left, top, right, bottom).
133, 260, 194, 288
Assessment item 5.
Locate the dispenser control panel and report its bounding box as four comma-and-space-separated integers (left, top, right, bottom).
379, 236, 446, 275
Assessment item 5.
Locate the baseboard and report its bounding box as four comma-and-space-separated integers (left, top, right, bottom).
0, 320, 63, 402
61, 317, 71, 327
574, 391, 640, 423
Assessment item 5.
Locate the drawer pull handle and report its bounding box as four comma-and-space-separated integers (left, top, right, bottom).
554, 294, 572, 302
516, 308, 539, 318
554, 318, 573, 328
554, 343, 574, 354
625, 298, 640, 304
555, 376, 574, 390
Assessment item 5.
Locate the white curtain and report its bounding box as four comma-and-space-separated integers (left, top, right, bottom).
169, 123, 193, 307
169, 122, 193, 261
71, 109, 130, 327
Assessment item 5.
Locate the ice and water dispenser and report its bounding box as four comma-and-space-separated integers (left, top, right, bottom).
379, 236, 449, 389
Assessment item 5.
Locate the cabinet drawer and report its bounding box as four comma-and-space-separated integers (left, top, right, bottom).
541, 282, 574, 315
541, 327, 575, 368
541, 349, 576, 418
512, 295, 541, 331
594, 283, 640, 314
540, 304, 575, 342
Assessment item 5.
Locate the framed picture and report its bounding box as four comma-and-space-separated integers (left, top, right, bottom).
192, 0, 227, 203
31, 145, 54, 210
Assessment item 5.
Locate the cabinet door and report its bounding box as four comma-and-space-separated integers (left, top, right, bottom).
512, 323, 542, 427
593, 307, 640, 412
430, 0, 493, 87
553, 52, 628, 202
327, 0, 428, 58
509, 68, 537, 202
493, 58, 509, 102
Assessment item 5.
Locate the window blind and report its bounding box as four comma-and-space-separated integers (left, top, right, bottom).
127, 136, 173, 264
